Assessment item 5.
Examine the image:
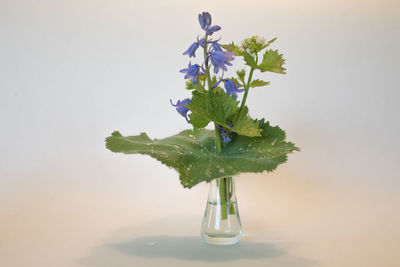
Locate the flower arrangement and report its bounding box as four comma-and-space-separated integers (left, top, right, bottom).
105, 12, 299, 237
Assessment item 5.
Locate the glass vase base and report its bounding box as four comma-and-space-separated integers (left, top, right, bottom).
202, 234, 242, 245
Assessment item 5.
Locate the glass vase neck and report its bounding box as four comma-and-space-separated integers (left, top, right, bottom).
201, 177, 242, 245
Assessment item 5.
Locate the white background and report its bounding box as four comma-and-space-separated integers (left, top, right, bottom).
1, 0, 399, 266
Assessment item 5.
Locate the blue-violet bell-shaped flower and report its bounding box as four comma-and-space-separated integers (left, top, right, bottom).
179, 62, 203, 84
210, 51, 235, 74
198, 12, 212, 30
212, 42, 222, 52
170, 98, 191, 123
198, 37, 205, 48
216, 125, 232, 144
183, 42, 199, 58
198, 36, 219, 48
198, 12, 221, 36
224, 79, 245, 100
206, 25, 221, 35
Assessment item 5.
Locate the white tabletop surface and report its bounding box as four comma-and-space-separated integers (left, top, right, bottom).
1, 161, 399, 267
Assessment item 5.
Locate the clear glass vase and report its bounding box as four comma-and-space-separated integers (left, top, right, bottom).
201, 177, 242, 245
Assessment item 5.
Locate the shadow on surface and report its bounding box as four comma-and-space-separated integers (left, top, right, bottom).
110, 235, 282, 261
80, 234, 316, 266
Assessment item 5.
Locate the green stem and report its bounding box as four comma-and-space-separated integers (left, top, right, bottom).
202, 35, 223, 155
214, 124, 223, 152
203, 35, 212, 91
218, 178, 227, 219
218, 177, 235, 220
236, 67, 255, 122
235, 54, 258, 123
202, 34, 234, 220
202, 35, 223, 154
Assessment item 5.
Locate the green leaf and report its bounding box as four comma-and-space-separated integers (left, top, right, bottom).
221, 119, 299, 174
186, 80, 206, 92
105, 121, 299, 188
188, 112, 210, 128
231, 77, 242, 87
210, 75, 218, 85
198, 75, 206, 83
230, 106, 262, 137
243, 52, 257, 68
260, 37, 277, 50
221, 42, 244, 56
236, 69, 246, 84
186, 91, 261, 137
221, 42, 256, 68
185, 90, 239, 128
185, 80, 195, 90
257, 49, 286, 74
250, 79, 270, 88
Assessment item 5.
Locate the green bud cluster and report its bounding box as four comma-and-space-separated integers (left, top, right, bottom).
240, 35, 267, 54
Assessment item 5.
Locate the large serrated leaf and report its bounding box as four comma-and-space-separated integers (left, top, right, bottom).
106, 121, 299, 188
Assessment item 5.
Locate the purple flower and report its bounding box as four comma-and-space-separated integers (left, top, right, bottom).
227, 123, 234, 135
224, 79, 244, 100
216, 125, 232, 144
211, 71, 224, 89
198, 12, 221, 36
179, 62, 203, 84
198, 12, 212, 30
210, 51, 234, 74
170, 98, 191, 123
206, 25, 221, 36
212, 42, 222, 52
197, 36, 220, 48
183, 42, 199, 58
198, 37, 205, 48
